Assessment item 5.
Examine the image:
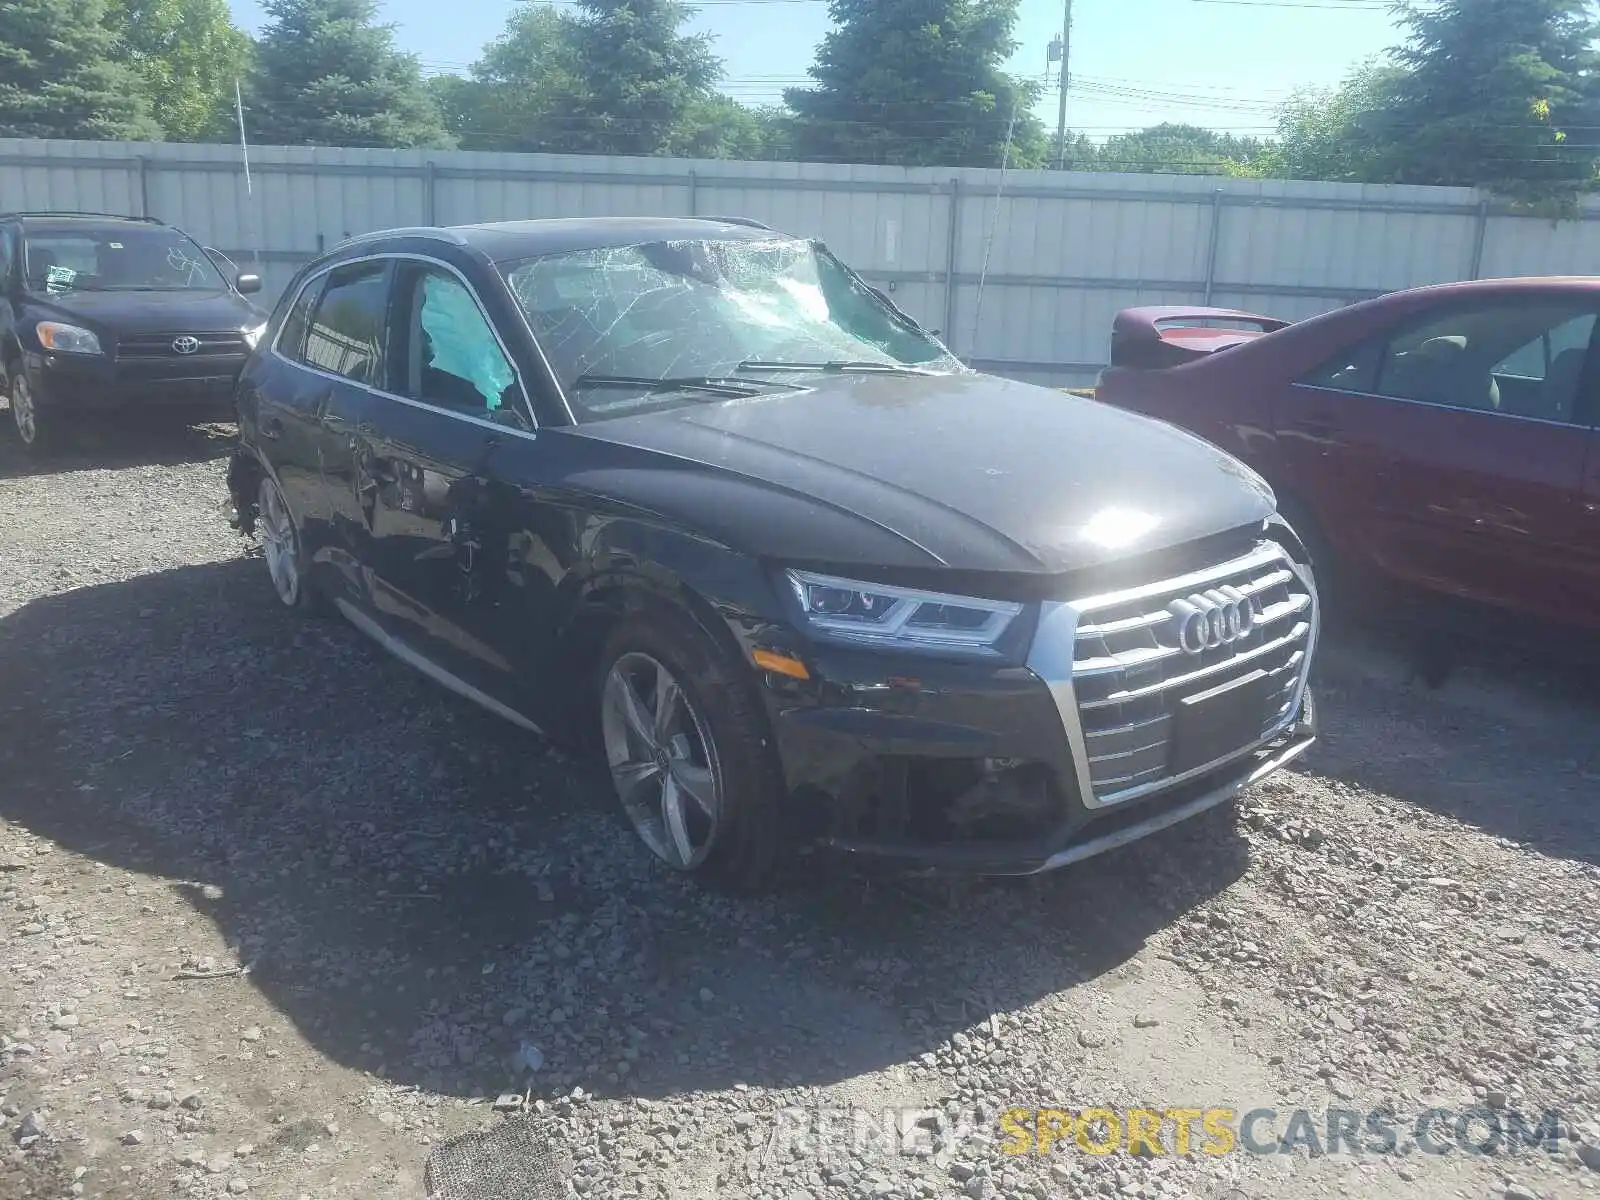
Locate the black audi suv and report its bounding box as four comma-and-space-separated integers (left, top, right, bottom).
1, 211, 267, 454
225, 216, 1320, 892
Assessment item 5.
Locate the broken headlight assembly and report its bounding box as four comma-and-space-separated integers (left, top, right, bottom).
784, 569, 1022, 657
35, 321, 102, 355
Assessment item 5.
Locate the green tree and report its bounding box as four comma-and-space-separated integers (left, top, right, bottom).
1261, 62, 1407, 184
438, 1, 582, 151
0, 0, 161, 139
1383, 0, 1600, 200
785, 0, 1046, 168
554, 0, 723, 156
111, 0, 252, 141
247, 0, 451, 149
1094, 123, 1267, 175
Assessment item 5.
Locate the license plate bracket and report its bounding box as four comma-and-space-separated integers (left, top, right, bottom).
1168, 667, 1273, 777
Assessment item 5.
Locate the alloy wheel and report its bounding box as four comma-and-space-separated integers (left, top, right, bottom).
601, 651, 722, 869
11, 375, 36, 445
256, 476, 301, 607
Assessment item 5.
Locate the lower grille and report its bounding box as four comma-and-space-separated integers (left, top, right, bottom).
118, 332, 248, 360
1050, 540, 1315, 807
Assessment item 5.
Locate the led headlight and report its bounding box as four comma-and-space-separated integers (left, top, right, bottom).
35, 321, 102, 355
785, 569, 1022, 656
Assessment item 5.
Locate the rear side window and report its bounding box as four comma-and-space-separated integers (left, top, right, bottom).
274, 275, 324, 362
298, 262, 389, 386
1301, 340, 1382, 393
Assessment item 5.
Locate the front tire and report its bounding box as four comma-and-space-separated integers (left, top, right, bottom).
7, 372, 56, 456
256, 474, 322, 614
597, 606, 784, 893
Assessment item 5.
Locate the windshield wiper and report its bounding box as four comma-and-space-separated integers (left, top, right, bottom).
736, 359, 936, 376
573, 373, 765, 398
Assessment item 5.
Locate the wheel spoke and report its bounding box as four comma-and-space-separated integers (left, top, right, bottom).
612, 673, 656, 750
611, 758, 661, 800
660, 774, 695, 867
652, 661, 680, 741
670, 760, 715, 816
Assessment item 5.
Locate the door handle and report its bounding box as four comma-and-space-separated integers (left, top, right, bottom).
1290, 415, 1341, 438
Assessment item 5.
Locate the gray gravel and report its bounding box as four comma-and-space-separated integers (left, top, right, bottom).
1, 421, 1598, 1200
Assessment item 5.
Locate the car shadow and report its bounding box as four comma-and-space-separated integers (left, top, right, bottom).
0, 408, 237, 479
0, 556, 1250, 1103
1300, 610, 1600, 868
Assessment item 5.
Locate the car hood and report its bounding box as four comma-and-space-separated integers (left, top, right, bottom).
569, 371, 1276, 575
24, 287, 264, 334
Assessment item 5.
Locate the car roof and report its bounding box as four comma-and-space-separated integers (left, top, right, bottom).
5, 212, 168, 230
341, 216, 791, 263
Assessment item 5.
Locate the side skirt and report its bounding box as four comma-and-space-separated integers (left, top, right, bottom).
334, 598, 548, 738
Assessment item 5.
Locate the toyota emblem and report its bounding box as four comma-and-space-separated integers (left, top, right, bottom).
1167, 587, 1255, 654
172, 336, 201, 355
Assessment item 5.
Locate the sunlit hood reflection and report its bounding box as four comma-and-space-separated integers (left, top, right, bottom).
1078, 507, 1161, 550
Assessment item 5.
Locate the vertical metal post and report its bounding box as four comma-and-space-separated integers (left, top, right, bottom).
687, 168, 698, 216
1469, 196, 1489, 279
942, 177, 961, 345
423, 161, 437, 225
1053, 0, 1073, 169
1202, 188, 1224, 303
136, 156, 151, 219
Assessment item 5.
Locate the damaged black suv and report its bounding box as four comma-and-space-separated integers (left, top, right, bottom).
227, 216, 1320, 892
1, 212, 267, 454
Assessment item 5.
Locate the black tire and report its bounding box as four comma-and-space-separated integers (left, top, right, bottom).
6, 371, 58, 457
255, 473, 326, 615
596, 603, 785, 894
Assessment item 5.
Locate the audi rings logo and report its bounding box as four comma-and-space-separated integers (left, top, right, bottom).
1168, 587, 1256, 654
172, 336, 201, 355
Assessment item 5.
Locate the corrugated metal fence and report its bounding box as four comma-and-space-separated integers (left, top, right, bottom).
6, 137, 1600, 385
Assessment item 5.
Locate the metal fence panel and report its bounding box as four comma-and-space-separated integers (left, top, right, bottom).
7, 138, 1600, 385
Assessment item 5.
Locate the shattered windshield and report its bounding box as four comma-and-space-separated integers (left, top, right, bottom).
22, 225, 227, 293
500, 236, 963, 418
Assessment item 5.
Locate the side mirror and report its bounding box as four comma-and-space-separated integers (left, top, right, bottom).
236, 273, 262, 295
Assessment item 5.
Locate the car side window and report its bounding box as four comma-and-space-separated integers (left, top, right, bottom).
1373, 302, 1597, 425
1300, 339, 1383, 393
390, 263, 523, 419
275, 275, 324, 362
0, 228, 12, 290
298, 262, 389, 387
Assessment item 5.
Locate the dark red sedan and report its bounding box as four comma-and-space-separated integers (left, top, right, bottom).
1092, 278, 1600, 632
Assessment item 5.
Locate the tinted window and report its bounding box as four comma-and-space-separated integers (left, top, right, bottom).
1301, 339, 1382, 393
392, 264, 520, 415
300, 263, 389, 386
275, 276, 324, 362
1375, 301, 1596, 424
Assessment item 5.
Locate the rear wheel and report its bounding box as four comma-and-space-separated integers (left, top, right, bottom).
598, 606, 783, 893
256, 474, 323, 613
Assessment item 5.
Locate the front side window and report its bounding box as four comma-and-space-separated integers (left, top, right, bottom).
500, 236, 962, 420
391, 265, 520, 415
21, 224, 227, 293
1374, 301, 1597, 424
299, 262, 389, 387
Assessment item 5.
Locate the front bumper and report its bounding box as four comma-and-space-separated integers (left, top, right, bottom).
760, 537, 1319, 875
26, 350, 244, 413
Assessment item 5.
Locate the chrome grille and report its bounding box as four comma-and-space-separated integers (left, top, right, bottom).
118, 332, 248, 360
1067, 541, 1314, 806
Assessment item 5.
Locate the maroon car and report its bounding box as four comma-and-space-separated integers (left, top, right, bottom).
1092, 279, 1600, 632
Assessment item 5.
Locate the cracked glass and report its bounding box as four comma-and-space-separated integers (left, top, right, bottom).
500, 236, 964, 420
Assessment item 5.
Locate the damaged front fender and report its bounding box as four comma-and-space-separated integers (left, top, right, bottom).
225, 449, 264, 537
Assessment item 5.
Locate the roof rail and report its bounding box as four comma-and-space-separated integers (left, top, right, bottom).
701, 215, 774, 231
2, 210, 165, 224
330, 225, 469, 251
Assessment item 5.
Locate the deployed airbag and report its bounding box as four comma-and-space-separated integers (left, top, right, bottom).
421, 275, 514, 408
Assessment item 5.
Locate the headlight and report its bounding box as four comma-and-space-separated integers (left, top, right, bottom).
242, 322, 268, 350
35, 321, 102, 355
785, 569, 1023, 656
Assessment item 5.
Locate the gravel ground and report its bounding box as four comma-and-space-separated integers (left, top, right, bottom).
1, 421, 1598, 1200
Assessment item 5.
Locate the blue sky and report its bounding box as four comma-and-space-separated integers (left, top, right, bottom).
226, 0, 1406, 139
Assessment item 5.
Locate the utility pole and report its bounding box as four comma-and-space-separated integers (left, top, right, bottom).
1053, 0, 1073, 170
